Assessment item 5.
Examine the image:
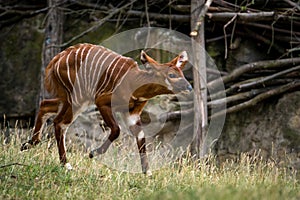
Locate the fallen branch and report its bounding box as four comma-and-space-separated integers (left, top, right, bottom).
208, 57, 300, 91
208, 88, 268, 108
209, 78, 299, 101
207, 11, 276, 22
212, 0, 259, 12
210, 81, 300, 119
159, 108, 194, 123
282, 0, 300, 11
0, 5, 48, 16
238, 65, 300, 90
243, 22, 300, 37
207, 68, 228, 76
0, 162, 28, 168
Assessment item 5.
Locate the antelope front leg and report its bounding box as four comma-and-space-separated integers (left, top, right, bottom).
128, 116, 152, 176
89, 104, 120, 158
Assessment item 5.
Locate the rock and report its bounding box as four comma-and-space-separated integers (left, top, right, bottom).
214, 91, 300, 169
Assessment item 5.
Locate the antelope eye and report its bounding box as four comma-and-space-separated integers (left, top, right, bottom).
168, 73, 177, 78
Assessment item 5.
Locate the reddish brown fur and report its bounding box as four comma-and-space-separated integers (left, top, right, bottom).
21, 43, 192, 175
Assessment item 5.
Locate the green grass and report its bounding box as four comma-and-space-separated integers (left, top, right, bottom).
1, 128, 300, 200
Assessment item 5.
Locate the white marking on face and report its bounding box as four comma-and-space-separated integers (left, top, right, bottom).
176, 51, 188, 68
165, 78, 173, 90
127, 114, 139, 126
176, 61, 183, 68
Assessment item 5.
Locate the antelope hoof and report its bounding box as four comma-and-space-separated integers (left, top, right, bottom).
89, 147, 106, 158
145, 170, 152, 177
89, 151, 94, 158
20, 141, 33, 151
65, 163, 73, 171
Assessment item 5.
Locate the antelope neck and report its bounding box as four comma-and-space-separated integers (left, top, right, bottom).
128, 69, 167, 101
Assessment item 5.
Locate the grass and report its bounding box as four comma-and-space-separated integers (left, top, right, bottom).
1, 127, 300, 200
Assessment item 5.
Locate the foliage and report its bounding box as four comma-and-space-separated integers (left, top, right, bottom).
1, 129, 299, 200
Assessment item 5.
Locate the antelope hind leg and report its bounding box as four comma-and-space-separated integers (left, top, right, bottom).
21, 99, 60, 151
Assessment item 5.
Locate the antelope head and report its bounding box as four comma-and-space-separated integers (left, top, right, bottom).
140, 50, 193, 94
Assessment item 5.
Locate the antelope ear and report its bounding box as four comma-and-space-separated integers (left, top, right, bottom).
141, 50, 157, 64
140, 50, 148, 64
175, 51, 188, 69
140, 50, 158, 71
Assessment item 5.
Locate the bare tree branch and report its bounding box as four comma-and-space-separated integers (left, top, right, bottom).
159, 108, 194, 122
127, 10, 190, 23
208, 88, 268, 108
210, 81, 300, 119
238, 65, 300, 90
49, 0, 138, 48
223, 14, 237, 59
208, 57, 300, 91
282, 0, 300, 11
207, 11, 276, 22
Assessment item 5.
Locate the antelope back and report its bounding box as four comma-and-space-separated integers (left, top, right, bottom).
44, 44, 137, 104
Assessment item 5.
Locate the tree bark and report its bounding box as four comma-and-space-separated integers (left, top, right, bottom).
38, 0, 63, 107
191, 0, 208, 158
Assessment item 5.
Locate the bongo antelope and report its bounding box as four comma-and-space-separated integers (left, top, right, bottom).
21, 43, 192, 175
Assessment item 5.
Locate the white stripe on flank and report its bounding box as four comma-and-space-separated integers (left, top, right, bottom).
88, 47, 102, 94
90, 49, 105, 93
77, 46, 88, 100
72, 47, 81, 105
83, 46, 94, 93
95, 54, 120, 95
105, 58, 128, 93
56, 55, 72, 104
66, 52, 74, 90
97, 56, 122, 94
111, 63, 131, 93
90, 50, 110, 95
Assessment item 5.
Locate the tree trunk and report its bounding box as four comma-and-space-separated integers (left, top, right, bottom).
190, 0, 208, 158
37, 0, 63, 108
